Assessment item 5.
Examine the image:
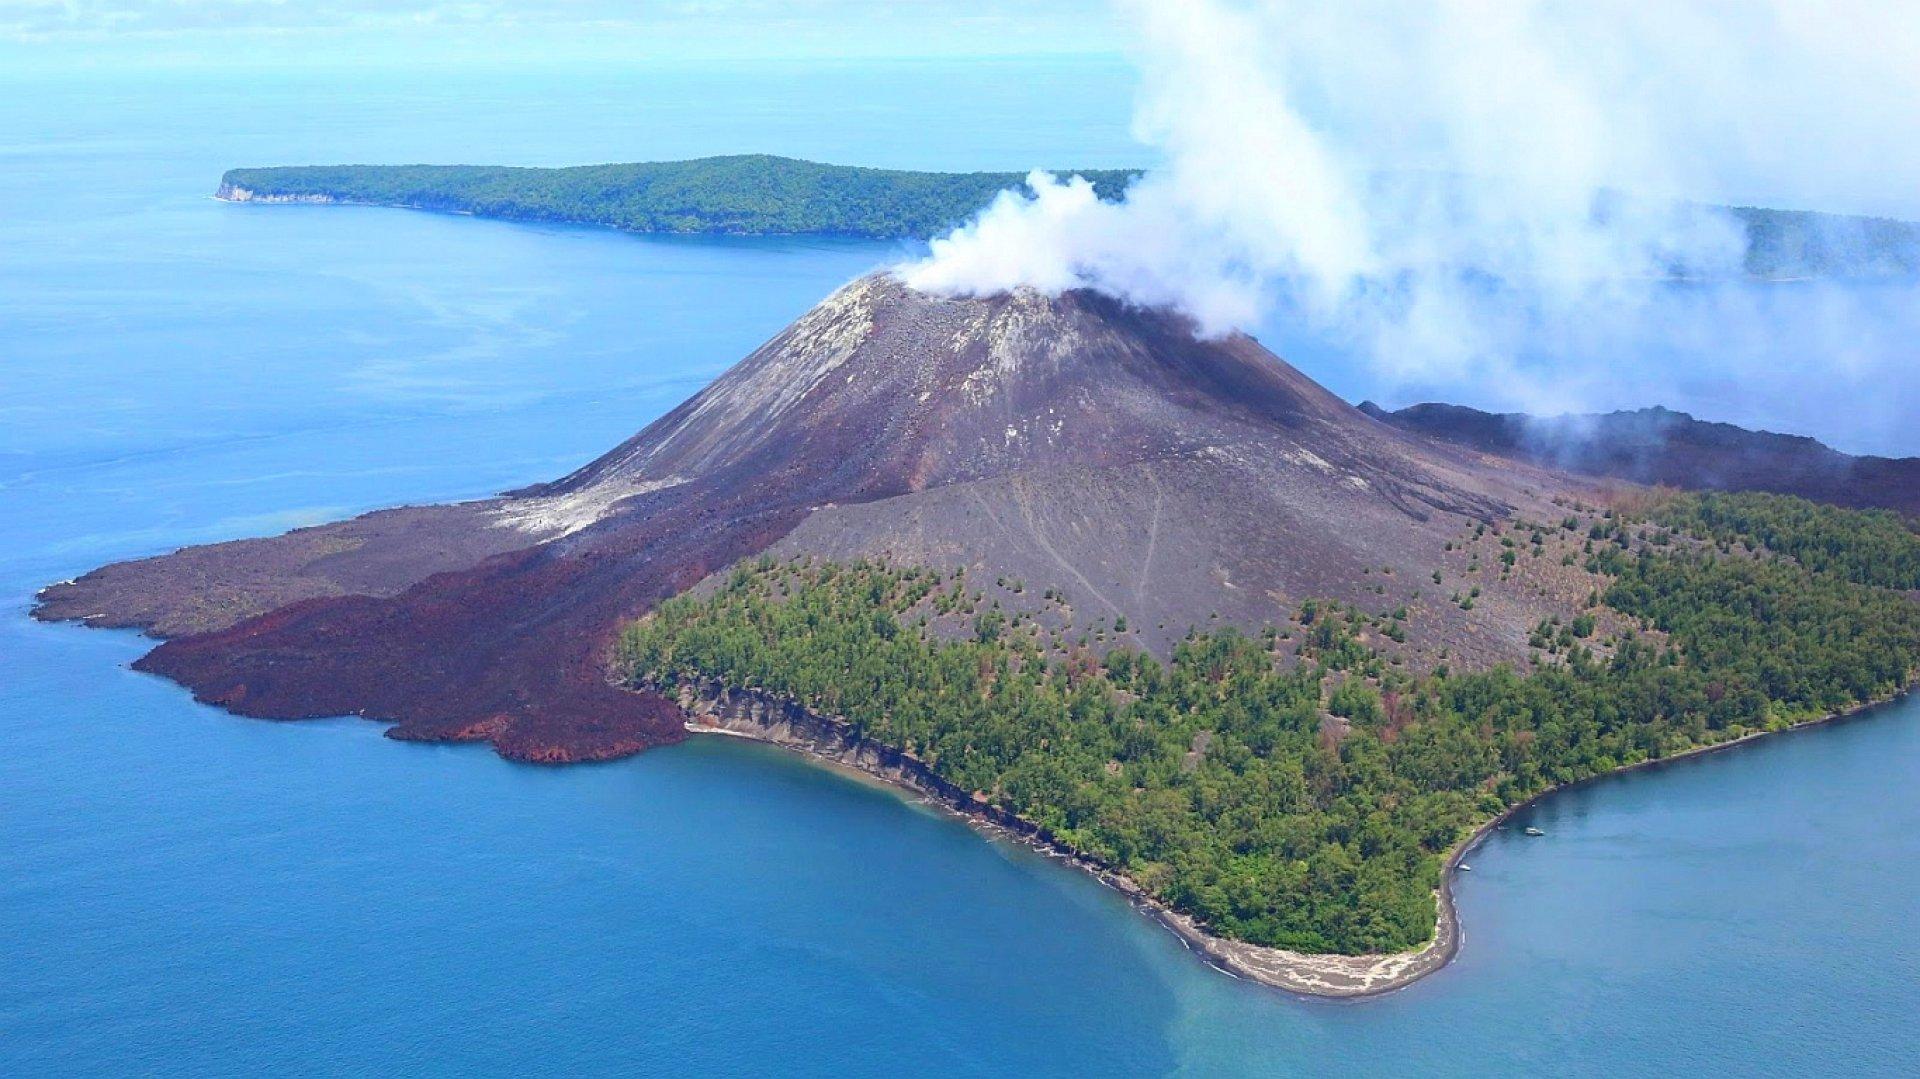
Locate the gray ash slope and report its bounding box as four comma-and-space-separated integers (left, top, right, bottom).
1363, 400, 1920, 518
36, 273, 1590, 761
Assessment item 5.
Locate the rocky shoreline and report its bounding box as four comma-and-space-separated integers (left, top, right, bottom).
668, 676, 1916, 1000
667, 677, 1462, 999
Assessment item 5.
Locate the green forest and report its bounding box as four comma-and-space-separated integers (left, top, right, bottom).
220, 156, 1137, 238
1641, 490, 1920, 589
222, 155, 1920, 269
617, 492, 1920, 957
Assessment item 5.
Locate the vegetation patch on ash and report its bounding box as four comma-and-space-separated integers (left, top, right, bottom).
624, 489, 1920, 956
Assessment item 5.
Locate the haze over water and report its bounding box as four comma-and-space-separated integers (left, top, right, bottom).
3, 62, 1918, 1076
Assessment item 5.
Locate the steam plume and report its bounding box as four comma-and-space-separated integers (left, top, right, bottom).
902, 0, 1920, 428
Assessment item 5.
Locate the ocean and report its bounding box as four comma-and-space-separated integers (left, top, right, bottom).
2, 61, 1916, 1076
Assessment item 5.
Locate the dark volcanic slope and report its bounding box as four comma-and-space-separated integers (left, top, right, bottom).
39, 274, 1586, 762
1362, 401, 1920, 518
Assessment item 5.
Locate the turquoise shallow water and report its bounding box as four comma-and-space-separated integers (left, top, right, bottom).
3, 63, 1919, 1076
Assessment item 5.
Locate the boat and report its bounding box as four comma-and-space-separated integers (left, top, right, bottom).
1458, 864, 1472, 872
1523, 826, 1545, 837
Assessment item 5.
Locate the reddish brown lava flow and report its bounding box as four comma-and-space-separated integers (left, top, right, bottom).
86, 276, 972, 761
134, 489, 783, 759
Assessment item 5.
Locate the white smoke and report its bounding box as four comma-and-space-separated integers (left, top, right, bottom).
901, 0, 1920, 422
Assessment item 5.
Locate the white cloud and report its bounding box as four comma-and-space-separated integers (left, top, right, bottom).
904, 0, 1920, 414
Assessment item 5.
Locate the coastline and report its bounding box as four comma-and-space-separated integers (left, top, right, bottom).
670, 677, 1914, 1001
214, 184, 886, 241
670, 677, 1456, 999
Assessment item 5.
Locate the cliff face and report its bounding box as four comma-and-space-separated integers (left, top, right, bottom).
37, 273, 1590, 762
215, 183, 337, 205
676, 678, 1070, 848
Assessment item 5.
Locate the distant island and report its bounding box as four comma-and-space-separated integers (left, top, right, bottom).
217, 154, 1920, 278
217, 155, 1136, 239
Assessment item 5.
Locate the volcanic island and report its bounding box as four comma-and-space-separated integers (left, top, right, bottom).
37, 272, 1920, 997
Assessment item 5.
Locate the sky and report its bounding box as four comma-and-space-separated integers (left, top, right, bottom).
0, 1, 1125, 70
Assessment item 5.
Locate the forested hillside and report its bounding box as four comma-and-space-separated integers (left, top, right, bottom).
620, 492, 1920, 956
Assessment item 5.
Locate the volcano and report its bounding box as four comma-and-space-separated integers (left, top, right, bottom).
37, 273, 1593, 762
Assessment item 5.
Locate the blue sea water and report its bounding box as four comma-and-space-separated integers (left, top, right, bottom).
3, 62, 1919, 1076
